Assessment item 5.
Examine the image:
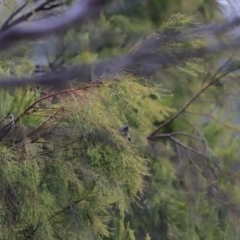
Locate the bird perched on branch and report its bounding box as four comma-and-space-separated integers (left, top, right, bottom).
120, 124, 131, 141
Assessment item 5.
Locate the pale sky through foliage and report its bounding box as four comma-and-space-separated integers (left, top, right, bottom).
218, 0, 240, 19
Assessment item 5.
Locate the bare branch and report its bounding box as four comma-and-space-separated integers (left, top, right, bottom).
185, 150, 215, 182
151, 132, 204, 142
1, 2, 27, 30
170, 136, 207, 159
0, 0, 107, 51
0, 0, 238, 54
179, 117, 209, 155
1, 0, 66, 31
1, 5, 240, 90
152, 124, 235, 184
148, 63, 234, 138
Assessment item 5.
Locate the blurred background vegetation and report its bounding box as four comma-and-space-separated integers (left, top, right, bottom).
0, 0, 240, 239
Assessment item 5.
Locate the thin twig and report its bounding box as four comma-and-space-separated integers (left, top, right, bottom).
171, 134, 234, 183
151, 132, 204, 142
170, 136, 207, 158
148, 66, 233, 138
0, 0, 107, 51
179, 116, 209, 155
1, 3, 27, 30
185, 150, 214, 182
4, 2, 64, 31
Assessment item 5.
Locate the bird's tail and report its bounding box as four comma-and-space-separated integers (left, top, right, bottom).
127, 132, 131, 141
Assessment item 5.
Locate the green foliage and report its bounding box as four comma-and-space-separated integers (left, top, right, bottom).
0, 74, 173, 239
0, 1, 239, 240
